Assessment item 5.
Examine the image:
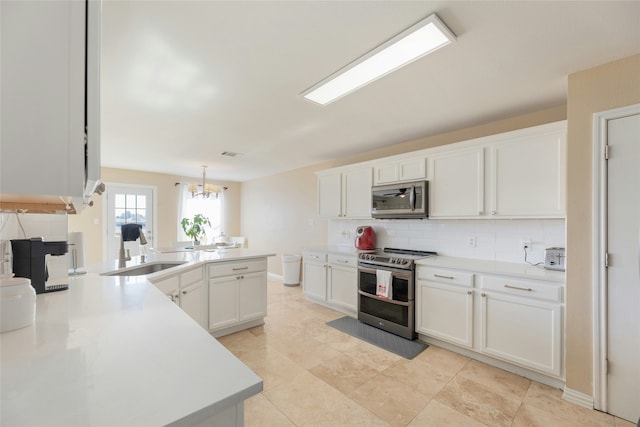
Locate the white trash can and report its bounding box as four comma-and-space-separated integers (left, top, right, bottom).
282, 254, 301, 286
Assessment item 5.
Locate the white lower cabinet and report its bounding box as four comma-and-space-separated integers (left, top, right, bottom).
479, 275, 563, 377
302, 251, 328, 301
208, 259, 268, 336
303, 250, 357, 317
327, 254, 357, 315
151, 266, 206, 329
416, 265, 564, 380
416, 268, 474, 348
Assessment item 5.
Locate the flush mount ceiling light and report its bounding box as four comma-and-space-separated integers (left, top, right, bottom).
188, 165, 221, 198
302, 13, 456, 106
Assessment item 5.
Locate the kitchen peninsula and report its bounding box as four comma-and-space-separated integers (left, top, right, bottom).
0, 250, 274, 426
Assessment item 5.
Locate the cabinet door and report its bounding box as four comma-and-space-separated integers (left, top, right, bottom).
416, 281, 473, 347
343, 167, 372, 218
181, 281, 206, 328
429, 148, 484, 217
303, 261, 327, 301
480, 292, 562, 376
0, 1, 87, 197
239, 272, 267, 322
209, 276, 239, 330
373, 163, 399, 184
398, 157, 426, 182
328, 264, 357, 314
152, 275, 180, 304
318, 172, 342, 218
490, 130, 566, 217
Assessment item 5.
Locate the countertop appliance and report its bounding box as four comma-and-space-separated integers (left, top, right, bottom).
0, 277, 35, 333
544, 247, 565, 271
11, 238, 69, 294
357, 247, 437, 339
371, 181, 428, 219
354, 226, 376, 250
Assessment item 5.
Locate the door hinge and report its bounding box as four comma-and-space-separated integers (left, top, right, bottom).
604, 144, 610, 160
605, 358, 609, 375
604, 252, 609, 268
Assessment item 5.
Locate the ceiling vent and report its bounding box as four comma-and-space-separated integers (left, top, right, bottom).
219, 151, 243, 157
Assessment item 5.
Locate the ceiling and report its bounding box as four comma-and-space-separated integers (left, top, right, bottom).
100, 1, 640, 182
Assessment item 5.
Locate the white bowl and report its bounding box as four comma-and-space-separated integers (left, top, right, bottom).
1, 277, 36, 333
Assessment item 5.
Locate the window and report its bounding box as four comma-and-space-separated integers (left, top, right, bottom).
177, 185, 222, 243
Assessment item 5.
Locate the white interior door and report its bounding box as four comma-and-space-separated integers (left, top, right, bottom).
606, 112, 640, 422
105, 184, 156, 262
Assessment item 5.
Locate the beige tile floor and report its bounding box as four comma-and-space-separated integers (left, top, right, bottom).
218, 279, 635, 427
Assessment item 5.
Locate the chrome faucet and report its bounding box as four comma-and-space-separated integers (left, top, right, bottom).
118, 226, 149, 268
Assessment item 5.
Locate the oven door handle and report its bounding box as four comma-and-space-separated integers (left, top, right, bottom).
358, 265, 413, 280
358, 290, 410, 306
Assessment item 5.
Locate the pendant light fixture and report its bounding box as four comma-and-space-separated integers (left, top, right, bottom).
188, 165, 218, 198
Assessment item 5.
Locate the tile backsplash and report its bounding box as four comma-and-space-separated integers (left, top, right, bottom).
0, 212, 69, 279
328, 218, 565, 264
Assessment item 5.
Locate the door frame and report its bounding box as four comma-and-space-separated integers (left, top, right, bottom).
102, 182, 158, 262
592, 103, 640, 412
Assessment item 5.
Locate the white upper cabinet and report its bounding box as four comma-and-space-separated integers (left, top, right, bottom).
429, 121, 566, 219
489, 127, 566, 217
316, 121, 566, 220
373, 156, 427, 185
0, 0, 100, 207
317, 166, 372, 219
428, 147, 485, 218
318, 172, 342, 218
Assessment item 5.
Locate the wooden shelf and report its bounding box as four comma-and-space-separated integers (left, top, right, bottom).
0, 194, 77, 214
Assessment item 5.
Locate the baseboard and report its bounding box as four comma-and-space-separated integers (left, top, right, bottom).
267, 272, 282, 281
562, 387, 594, 409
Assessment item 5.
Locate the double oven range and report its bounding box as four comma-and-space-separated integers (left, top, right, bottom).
357, 248, 437, 340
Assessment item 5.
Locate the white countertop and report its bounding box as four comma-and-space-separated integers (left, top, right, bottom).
415, 255, 566, 283
92, 248, 275, 278
303, 245, 366, 256
1, 251, 275, 426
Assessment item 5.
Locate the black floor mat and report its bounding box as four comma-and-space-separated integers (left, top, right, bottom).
326, 316, 427, 360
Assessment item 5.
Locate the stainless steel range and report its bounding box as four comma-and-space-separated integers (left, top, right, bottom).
357, 248, 437, 340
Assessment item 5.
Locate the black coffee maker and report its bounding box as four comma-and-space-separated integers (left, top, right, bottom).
11, 238, 69, 294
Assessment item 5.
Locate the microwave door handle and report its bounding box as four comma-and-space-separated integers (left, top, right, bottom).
409, 185, 416, 211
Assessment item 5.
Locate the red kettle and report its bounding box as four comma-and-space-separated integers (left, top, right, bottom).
354, 226, 376, 250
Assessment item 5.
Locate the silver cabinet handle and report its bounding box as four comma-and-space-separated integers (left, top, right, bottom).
232, 266, 249, 271
491, 211, 497, 215
504, 284, 533, 292
467, 291, 472, 295
335, 259, 349, 264
434, 274, 454, 280
481, 293, 486, 297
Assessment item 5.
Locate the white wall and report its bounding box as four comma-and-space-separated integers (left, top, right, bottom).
0, 212, 69, 280
329, 218, 565, 264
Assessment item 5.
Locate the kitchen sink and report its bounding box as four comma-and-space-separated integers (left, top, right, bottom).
102, 262, 186, 277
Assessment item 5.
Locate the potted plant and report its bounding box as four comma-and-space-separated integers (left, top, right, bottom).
180, 214, 211, 245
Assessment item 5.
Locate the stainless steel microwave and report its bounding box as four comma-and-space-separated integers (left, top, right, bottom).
371, 181, 428, 219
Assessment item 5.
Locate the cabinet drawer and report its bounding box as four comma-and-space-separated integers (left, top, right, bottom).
208, 258, 267, 278
153, 275, 179, 294
328, 253, 357, 268
303, 251, 326, 263
481, 275, 563, 302
180, 266, 203, 287
417, 268, 474, 288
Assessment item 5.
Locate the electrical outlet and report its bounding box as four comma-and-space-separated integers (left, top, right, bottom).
521, 239, 532, 249
467, 236, 477, 247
